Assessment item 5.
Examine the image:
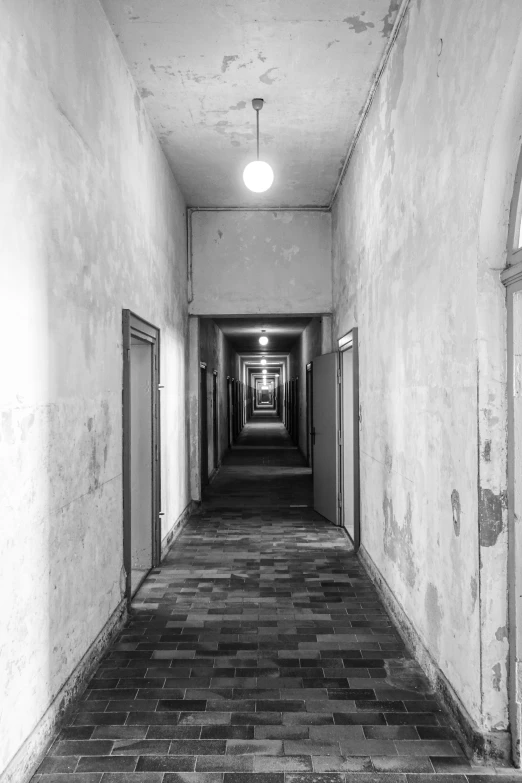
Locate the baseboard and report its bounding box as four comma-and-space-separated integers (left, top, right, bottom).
1, 597, 127, 783
160, 499, 199, 560
358, 544, 512, 766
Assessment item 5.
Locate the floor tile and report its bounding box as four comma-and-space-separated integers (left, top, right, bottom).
30, 420, 505, 782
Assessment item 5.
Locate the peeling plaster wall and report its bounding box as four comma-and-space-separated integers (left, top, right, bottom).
190, 211, 332, 316
99, 0, 401, 207
199, 319, 239, 477
332, 0, 522, 741
0, 0, 189, 776
289, 319, 323, 457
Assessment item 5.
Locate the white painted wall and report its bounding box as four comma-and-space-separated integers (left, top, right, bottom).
0, 1, 189, 777
332, 0, 522, 751
190, 210, 332, 315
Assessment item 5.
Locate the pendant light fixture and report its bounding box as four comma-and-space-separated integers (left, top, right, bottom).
243, 99, 274, 193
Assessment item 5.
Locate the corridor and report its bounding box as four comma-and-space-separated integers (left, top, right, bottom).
32, 419, 492, 782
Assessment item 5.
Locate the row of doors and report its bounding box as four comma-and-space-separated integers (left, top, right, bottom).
121, 311, 360, 607
312, 329, 360, 549
200, 369, 249, 490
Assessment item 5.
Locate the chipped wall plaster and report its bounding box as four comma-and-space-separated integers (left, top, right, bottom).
190, 211, 332, 316
332, 0, 522, 746
0, 0, 189, 776
100, 0, 401, 207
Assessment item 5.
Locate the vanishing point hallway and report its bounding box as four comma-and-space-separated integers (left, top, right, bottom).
34, 419, 494, 781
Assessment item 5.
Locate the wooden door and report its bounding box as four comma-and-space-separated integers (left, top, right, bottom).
312, 352, 339, 524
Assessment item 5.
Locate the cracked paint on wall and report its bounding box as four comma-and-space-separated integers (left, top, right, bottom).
190, 210, 332, 316
479, 488, 506, 547
331, 0, 520, 739
343, 15, 375, 33
0, 0, 190, 777
259, 67, 279, 84
382, 0, 401, 37
221, 54, 239, 73
100, 0, 402, 206
383, 491, 417, 589
451, 489, 461, 536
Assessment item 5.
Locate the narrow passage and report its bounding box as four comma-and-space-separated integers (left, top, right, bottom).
34, 418, 495, 782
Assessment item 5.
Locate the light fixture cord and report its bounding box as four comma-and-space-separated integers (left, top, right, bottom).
256, 109, 260, 160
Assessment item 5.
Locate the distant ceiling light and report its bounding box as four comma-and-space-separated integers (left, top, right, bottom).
261, 359, 267, 365
243, 99, 274, 193
259, 336, 268, 346
262, 369, 267, 375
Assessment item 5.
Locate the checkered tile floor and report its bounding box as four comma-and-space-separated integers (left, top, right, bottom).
32, 419, 515, 782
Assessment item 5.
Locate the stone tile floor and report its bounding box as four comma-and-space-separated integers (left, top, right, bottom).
33, 419, 519, 782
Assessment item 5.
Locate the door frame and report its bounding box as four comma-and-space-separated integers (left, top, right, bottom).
312, 351, 340, 525
227, 376, 233, 447
293, 378, 299, 444
503, 261, 522, 764
122, 310, 161, 606
212, 370, 219, 469
338, 327, 360, 551
200, 362, 208, 487
306, 363, 313, 468
502, 142, 522, 765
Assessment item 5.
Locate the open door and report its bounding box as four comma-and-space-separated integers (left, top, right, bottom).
312, 351, 339, 524
200, 363, 208, 487
339, 329, 360, 550
306, 363, 313, 468
122, 310, 161, 604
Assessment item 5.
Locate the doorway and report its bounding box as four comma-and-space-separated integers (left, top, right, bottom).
292, 378, 299, 444
227, 377, 233, 447
312, 352, 339, 524
339, 328, 360, 550
212, 371, 218, 470
200, 363, 208, 487
122, 310, 160, 603
306, 363, 313, 468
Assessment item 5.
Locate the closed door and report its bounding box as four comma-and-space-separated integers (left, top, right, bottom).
200, 365, 208, 486
293, 379, 299, 442
340, 330, 360, 548
212, 372, 218, 469
306, 365, 313, 468
130, 337, 153, 574
313, 352, 339, 524
227, 379, 233, 447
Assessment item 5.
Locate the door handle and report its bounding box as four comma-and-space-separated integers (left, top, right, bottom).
312, 427, 316, 446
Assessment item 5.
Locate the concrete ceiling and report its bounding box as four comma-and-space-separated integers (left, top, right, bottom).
212, 316, 311, 352
100, 0, 400, 208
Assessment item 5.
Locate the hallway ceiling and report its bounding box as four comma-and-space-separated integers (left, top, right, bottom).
213, 316, 311, 352
100, 0, 400, 208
